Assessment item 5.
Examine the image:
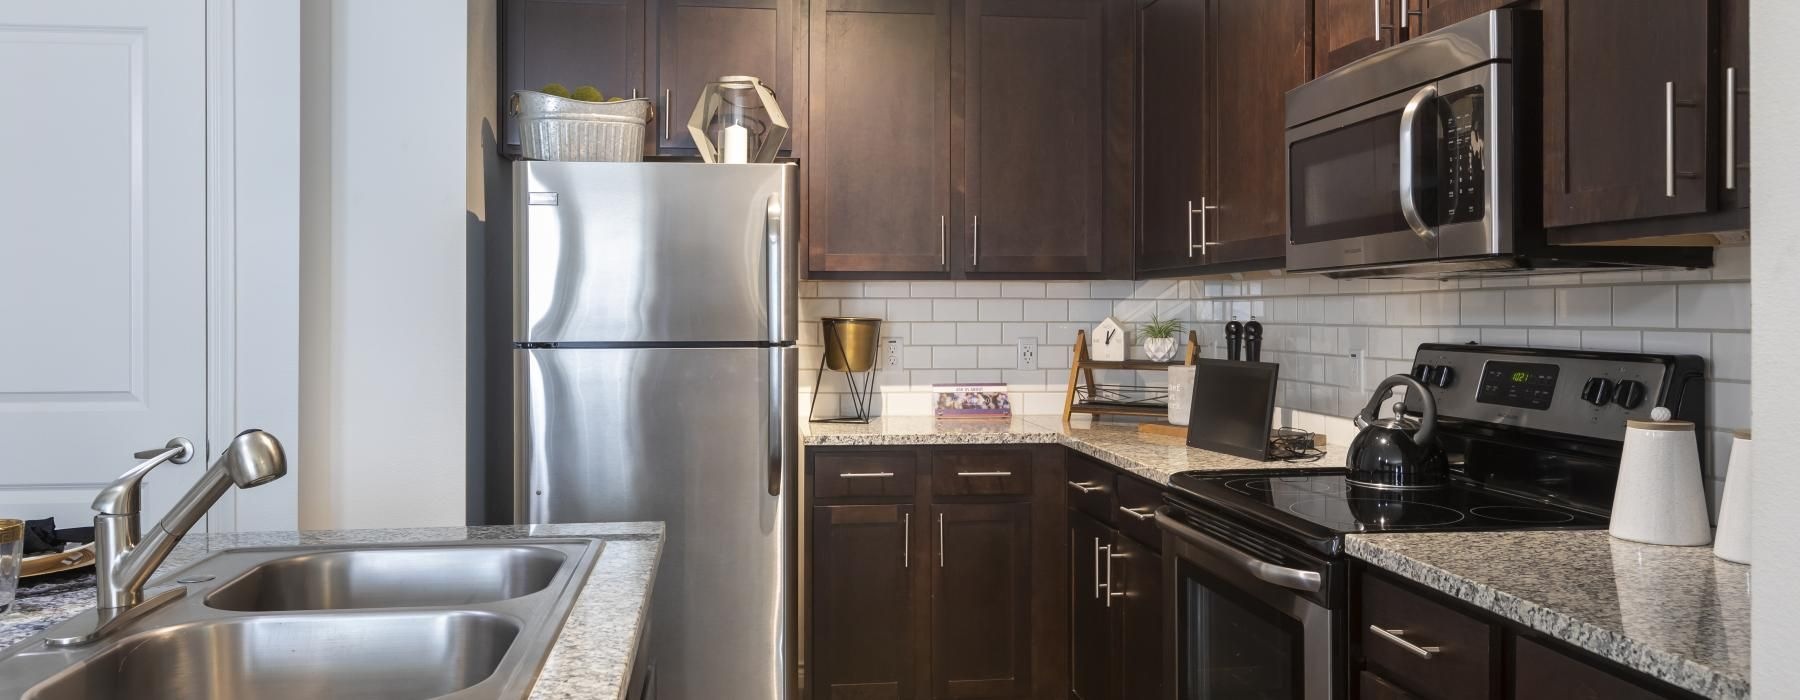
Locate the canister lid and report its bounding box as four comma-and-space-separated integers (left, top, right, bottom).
1626, 419, 1694, 431
1733, 429, 1752, 440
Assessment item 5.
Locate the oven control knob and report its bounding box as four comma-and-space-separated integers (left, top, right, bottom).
1412, 364, 1433, 382
1580, 377, 1614, 406
1429, 365, 1455, 388
1613, 380, 1647, 410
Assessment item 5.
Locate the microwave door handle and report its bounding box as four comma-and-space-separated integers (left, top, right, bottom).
1398, 84, 1438, 241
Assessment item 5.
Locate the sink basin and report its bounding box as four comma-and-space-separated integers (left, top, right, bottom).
205, 545, 566, 611
0, 539, 604, 700
24, 611, 518, 700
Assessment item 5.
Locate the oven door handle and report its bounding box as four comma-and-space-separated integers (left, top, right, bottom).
1155, 508, 1323, 593
1397, 84, 1438, 242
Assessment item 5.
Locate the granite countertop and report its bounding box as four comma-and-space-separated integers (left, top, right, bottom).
1347, 530, 1750, 700
0, 522, 664, 700
803, 415, 1348, 484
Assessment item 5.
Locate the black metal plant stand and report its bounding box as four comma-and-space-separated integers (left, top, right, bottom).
808, 323, 878, 424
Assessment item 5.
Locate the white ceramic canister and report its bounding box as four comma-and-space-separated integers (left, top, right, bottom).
1713, 430, 1752, 564
1167, 365, 1198, 427
1609, 412, 1712, 547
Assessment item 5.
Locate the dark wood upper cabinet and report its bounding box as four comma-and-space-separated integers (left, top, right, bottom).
1314, 0, 1397, 75
501, 0, 648, 155
1205, 0, 1307, 265
1136, 0, 1302, 276
1720, 0, 1749, 210
1411, 0, 1509, 34
960, 0, 1107, 275
652, 0, 793, 152
932, 502, 1033, 699
810, 504, 919, 700
1541, 0, 1710, 229
807, 0, 952, 275
1136, 0, 1208, 275
1069, 512, 1113, 700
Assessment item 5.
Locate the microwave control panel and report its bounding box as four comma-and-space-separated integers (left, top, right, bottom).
1438, 87, 1486, 225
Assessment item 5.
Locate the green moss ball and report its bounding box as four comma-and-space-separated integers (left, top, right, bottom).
570, 85, 604, 102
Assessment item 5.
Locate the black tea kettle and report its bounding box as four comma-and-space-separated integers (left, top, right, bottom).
1347, 374, 1449, 488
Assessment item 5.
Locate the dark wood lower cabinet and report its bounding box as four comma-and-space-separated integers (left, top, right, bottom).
811, 504, 917, 700
933, 503, 1034, 698
1067, 481, 1163, 700
1069, 513, 1113, 700
805, 446, 1066, 700
1110, 534, 1161, 700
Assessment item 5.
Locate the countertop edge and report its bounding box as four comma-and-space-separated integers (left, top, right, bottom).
1345, 535, 1750, 700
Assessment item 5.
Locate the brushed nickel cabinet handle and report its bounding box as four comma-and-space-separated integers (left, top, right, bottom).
1186, 200, 1196, 258
971, 216, 980, 268
1068, 481, 1103, 494
903, 512, 910, 568
937, 513, 945, 567
1192, 197, 1219, 257
940, 215, 948, 267
1101, 543, 1125, 607
1369, 625, 1440, 659
1665, 81, 1675, 198
1118, 506, 1155, 521
1093, 537, 1104, 600
956, 471, 1012, 478
838, 472, 894, 479
1725, 67, 1737, 191
663, 89, 672, 144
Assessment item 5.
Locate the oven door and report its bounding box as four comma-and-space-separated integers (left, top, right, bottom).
1285, 63, 1510, 274
1157, 507, 1339, 700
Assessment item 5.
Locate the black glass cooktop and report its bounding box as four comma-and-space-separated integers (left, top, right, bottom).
1166, 468, 1609, 556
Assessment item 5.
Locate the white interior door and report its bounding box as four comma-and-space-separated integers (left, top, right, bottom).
0, 0, 208, 527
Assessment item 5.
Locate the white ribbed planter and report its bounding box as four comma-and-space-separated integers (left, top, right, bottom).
1144, 337, 1178, 362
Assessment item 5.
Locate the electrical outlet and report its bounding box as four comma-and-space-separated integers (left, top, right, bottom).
883, 337, 904, 370
1017, 337, 1038, 371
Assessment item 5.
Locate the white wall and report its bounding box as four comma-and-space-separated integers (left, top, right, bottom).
299, 0, 469, 529
1751, 0, 1795, 693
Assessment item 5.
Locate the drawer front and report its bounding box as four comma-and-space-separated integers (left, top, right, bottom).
1359, 572, 1496, 700
1511, 636, 1667, 700
1359, 670, 1421, 700
930, 448, 1034, 496
1112, 473, 1163, 550
1065, 452, 1116, 520
813, 450, 917, 499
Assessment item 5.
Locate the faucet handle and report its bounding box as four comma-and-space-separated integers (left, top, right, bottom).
93, 437, 195, 516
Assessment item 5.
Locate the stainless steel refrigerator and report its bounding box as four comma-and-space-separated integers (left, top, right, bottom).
512, 161, 798, 700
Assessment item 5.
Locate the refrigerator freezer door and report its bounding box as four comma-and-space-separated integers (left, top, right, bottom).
516, 161, 799, 345
517, 345, 797, 700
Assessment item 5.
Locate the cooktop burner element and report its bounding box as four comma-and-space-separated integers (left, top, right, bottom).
1468, 505, 1578, 524
1286, 497, 1467, 530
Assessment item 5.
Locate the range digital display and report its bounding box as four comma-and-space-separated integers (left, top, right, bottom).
1477, 361, 1559, 410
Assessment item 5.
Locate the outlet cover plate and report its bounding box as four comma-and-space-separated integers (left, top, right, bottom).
1017, 337, 1038, 371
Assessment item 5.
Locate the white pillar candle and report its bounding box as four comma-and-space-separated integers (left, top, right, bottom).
722, 124, 750, 164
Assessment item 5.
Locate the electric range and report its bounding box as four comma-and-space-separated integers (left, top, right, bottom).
1154, 344, 1707, 700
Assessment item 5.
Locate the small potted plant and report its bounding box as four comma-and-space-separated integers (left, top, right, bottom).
1140, 315, 1183, 362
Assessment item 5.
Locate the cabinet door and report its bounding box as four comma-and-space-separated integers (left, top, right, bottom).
961, 0, 1106, 275
807, 0, 952, 274
653, 0, 790, 152
933, 502, 1033, 699
812, 504, 919, 700
502, 0, 647, 154
1205, 0, 1306, 265
1314, 0, 1397, 75
1510, 636, 1666, 700
1720, 0, 1749, 209
1135, 0, 1208, 275
1541, 0, 1710, 228
1069, 512, 1113, 700
1111, 535, 1163, 700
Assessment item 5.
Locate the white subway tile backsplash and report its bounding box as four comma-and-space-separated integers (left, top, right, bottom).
1002, 281, 1046, 298
1353, 295, 1386, 325
1420, 292, 1459, 326
977, 346, 1016, 369
1460, 290, 1505, 325
932, 346, 977, 368
1021, 299, 1068, 321
910, 281, 955, 297
862, 281, 911, 298
1642, 331, 1710, 359
933, 299, 978, 321
815, 281, 862, 297
1439, 327, 1480, 344
1045, 281, 1090, 298
912, 322, 956, 345
1299, 297, 1325, 323
1711, 381, 1751, 431
957, 281, 1001, 297
886, 298, 933, 321
977, 298, 1023, 322
800, 298, 839, 321
1554, 287, 1611, 326
1310, 327, 1340, 355
1611, 285, 1678, 328
1370, 328, 1403, 359
1711, 332, 1751, 381
1528, 328, 1581, 349
1581, 330, 1642, 352
1401, 328, 1439, 357
1385, 294, 1421, 326
1115, 299, 1157, 322
1069, 299, 1113, 322
1482, 328, 1529, 345
1090, 281, 1136, 298
1048, 323, 1084, 346
842, 298, 886, 318
1505, 289, 1555, 326
1713, 245, 1750, 280
903, 346, 933, 369
957, 323, 1001, 345
1678, 283, 1751, 330
1002, 323, 1046, 344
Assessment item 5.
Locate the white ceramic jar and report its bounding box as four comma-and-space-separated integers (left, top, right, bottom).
1609, 414, 1712, 547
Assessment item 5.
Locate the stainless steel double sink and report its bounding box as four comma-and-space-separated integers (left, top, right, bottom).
0, 539, 604, 700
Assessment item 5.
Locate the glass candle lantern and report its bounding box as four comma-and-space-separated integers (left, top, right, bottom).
686, 75, 789, 164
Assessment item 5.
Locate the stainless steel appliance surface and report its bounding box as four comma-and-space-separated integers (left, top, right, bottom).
512, 161, 800, 700
1283, 9, 1710, 279
1157, 344, 1705, 699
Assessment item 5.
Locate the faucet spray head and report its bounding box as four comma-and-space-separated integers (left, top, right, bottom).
220, 429, 286, 488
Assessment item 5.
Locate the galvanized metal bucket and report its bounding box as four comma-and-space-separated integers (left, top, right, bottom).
511, 90, 654, 162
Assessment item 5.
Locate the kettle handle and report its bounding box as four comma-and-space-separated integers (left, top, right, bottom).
1358, 374, 1438, 447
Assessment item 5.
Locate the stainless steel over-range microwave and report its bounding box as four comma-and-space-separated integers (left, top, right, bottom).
1282, 9, 1709, 279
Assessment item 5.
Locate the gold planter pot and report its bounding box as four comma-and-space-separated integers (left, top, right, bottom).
812, 317, 882, 423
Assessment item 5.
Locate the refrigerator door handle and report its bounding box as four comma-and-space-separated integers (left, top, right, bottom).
769, 346, 797, 497
765, 191, 792, 345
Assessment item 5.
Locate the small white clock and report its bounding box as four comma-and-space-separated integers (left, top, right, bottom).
1090, 316, 1126, 362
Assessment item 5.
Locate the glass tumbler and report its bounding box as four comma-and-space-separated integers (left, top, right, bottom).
0, 519, 20, 614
